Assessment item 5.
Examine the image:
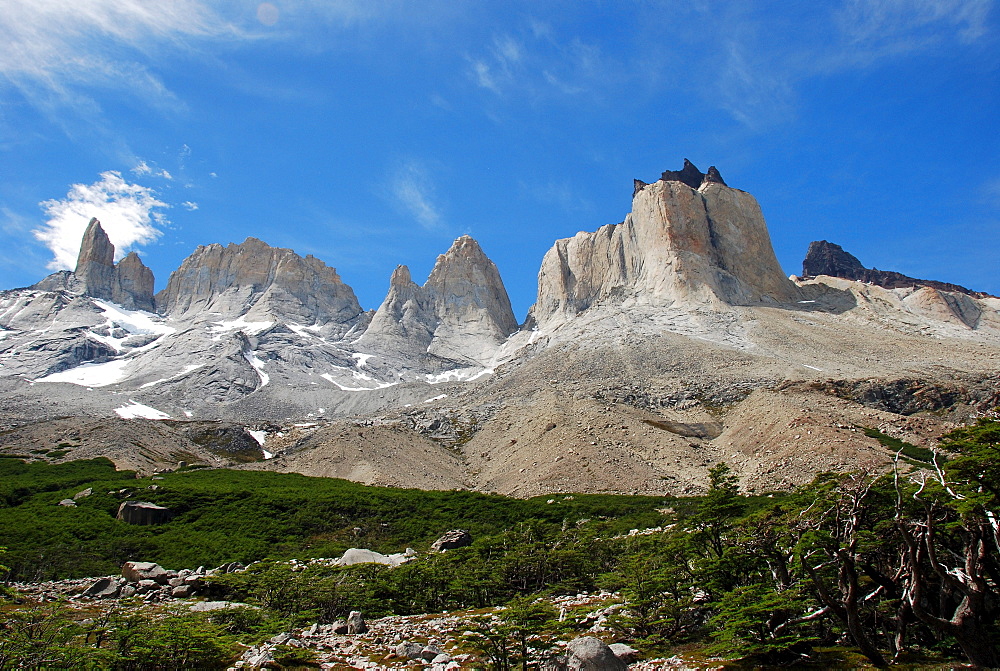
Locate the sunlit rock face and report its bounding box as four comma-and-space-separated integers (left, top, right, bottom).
155, 237, 363, 331
359, 235, 518, 366
44, 218, 156, 311
532, 162, 798, 327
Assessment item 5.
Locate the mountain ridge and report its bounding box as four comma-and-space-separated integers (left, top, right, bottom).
2, 161, 998, 497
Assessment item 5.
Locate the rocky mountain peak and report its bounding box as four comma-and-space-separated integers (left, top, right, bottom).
75, 218, 115, 275
802, 240, 991, 300
156, 237, 363, 327
34, 217, 156, 311
74, 218, 115, 301
389, 265, 416, 288
802, 240, 865, 278
112, 252, 155, 312
359, 236, 517, 366
533, 162, 798, 325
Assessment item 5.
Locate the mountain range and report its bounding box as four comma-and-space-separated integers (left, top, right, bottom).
2, 161, 998, 496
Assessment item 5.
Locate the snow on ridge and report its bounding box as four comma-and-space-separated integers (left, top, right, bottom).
244, 351, 270, 388
115, 401, 170, 420
287, 322, 321, 340
320, 372, 398, 392
36, 358, 131, 387
86, 299, 175, 354
92, 299, 175, 336
209, 316, 273, 341
352, 352, 374, 368
248, 429, 267, 445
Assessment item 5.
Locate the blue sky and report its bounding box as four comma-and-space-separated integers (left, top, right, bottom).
1, 1, 998, 320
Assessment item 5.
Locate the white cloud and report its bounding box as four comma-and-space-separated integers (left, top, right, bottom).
390, 161, 442, 230
33, 171, 168, 270
181, 201, 199, 211
131, 160, 173, 180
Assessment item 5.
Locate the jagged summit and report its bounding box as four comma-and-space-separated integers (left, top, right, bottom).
534, 162, 797, 326
155, 237, 363, 329
2, 162, 1000, 499
32, 218, 155, 311
802, 240, 990, 299
633, 159, 727, 197
359, 235, 517, 366
74, 217, 115, 285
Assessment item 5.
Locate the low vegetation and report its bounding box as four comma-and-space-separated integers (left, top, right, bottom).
1, 418, 998, 668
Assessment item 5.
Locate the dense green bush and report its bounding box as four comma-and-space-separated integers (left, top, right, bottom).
0, 458, 674, 581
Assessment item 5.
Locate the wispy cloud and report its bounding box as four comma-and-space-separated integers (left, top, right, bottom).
983, 176, 1000, 208
837, 0, 992, 52
132, 160, 173, 180
654, 1, 997, 128
390, 161, 443, 231
181, 201, 199, 211
33, 171, 168, 270
0, 0, 237, 128
468, 24, 611, 100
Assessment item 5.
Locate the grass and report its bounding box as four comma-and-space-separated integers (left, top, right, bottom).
0, 457, 679, 581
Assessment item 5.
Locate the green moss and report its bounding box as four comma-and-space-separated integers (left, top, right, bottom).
860, 426, 938, 464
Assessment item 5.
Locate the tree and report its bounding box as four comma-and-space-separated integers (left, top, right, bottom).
708, 583, 818, 663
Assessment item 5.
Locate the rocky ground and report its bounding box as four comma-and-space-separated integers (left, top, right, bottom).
11, 563, 716, 670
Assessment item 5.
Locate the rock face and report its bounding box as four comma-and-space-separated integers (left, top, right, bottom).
116, 501, 173, 525
565, 636, 627, 671
74, 217, 117, 298
112, 252, 155, 311
533, 162, 798, 325
359, 236, 517, 365
802, 240, 990, 298
430, 529, 473, 552
35, 218, 156, 310
155, 237, 364, 330
800, 240, 996, 328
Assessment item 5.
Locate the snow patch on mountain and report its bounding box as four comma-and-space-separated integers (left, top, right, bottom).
36, 358, 131, 387
115, 401, 170, 420
243, 351, 270, 388
425, 367, 493, 384
210, 317, 273, 341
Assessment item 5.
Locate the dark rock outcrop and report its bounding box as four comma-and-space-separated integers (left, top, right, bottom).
116, 501, 173, 525
659, 158, 726, 189
802, 240, 991, 299
660, 158, 706, 189
703, 165, 727, 185
430, 529, 473, 552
